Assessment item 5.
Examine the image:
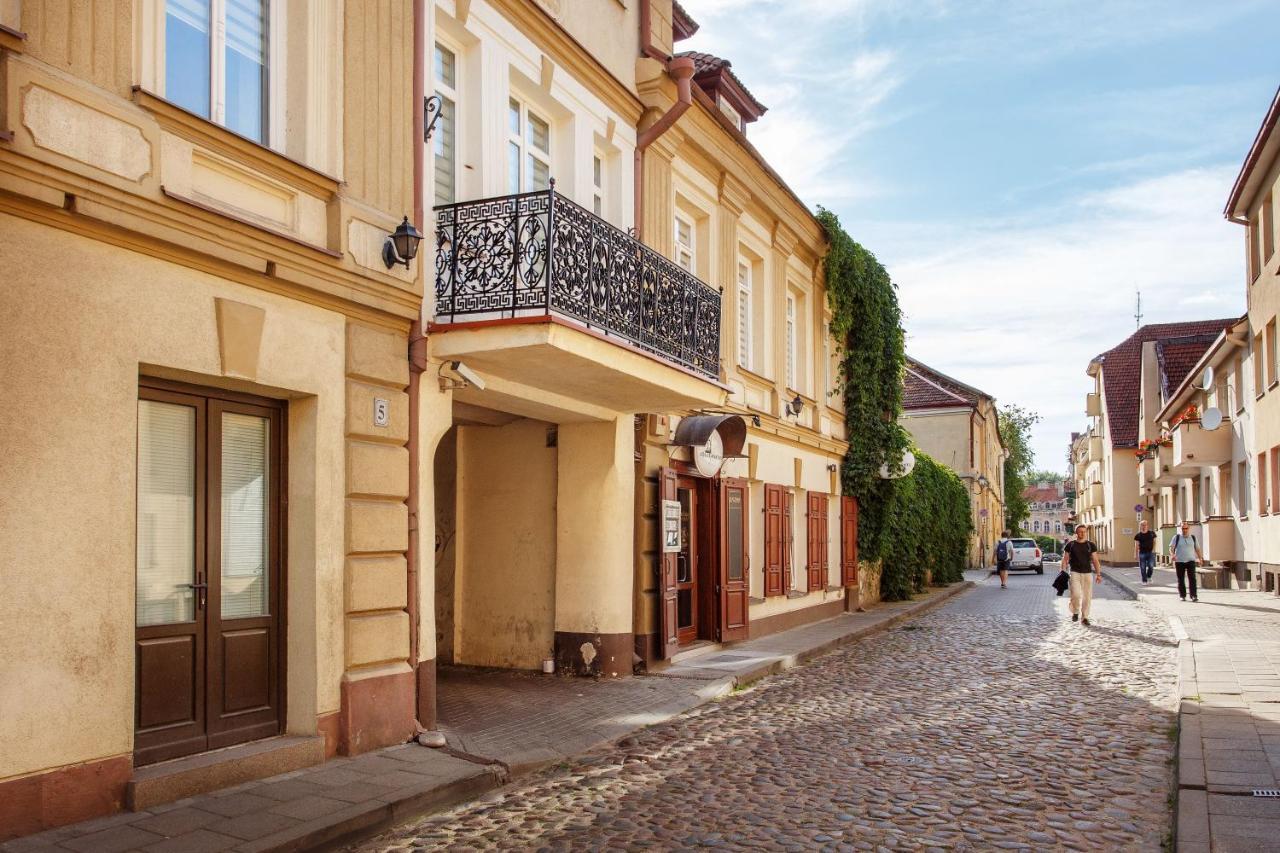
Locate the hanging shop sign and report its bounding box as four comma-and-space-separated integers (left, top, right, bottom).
670, 415, 747, 478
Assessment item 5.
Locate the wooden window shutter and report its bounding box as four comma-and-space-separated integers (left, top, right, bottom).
807, 492, 827, 591
841, 496, 859, 586
764, 484, 784, 597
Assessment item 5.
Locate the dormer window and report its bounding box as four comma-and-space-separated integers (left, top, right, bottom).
718, 98, 743, 131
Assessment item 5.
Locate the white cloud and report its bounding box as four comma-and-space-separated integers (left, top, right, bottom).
891, 165, 1244, 469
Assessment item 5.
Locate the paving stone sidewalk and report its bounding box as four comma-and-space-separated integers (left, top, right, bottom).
1103, 565, 1280, 853
2, 583, 969, 853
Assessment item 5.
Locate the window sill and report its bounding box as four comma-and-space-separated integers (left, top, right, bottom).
1270, 381, 1278, 391
132, 88, 341, 199
733, 363, 775, 388
786, 590, 806, 599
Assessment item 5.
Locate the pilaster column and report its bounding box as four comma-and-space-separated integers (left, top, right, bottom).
553, 416, 635, 677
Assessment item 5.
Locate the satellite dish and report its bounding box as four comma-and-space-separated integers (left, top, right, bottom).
1201, 407, 1223, 431
1201, 365, 1215, 390
878, 450, 917, 480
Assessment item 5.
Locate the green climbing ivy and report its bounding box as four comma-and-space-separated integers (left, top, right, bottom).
817, 207, 971, 599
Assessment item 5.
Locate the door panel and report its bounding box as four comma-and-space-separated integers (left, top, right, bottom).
136, 636, 198, 729
658, 467, 679, 659
841, 496, 859, 586
206, 399, 282, 744
718, 477, 750, 642
135, 382, 283, 766
135, 390, 207, 766
220, 629, 270, 712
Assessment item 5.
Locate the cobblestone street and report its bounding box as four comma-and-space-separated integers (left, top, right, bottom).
361, 571, 1179, 851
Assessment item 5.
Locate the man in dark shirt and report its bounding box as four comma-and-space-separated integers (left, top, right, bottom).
1133, 520, 1157, 584
1063, 524, 1102, 625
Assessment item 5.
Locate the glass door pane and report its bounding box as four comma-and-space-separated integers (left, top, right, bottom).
137, 400, 197, 626
221, 413, 269, 619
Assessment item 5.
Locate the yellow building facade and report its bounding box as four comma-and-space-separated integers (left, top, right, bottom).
0, 0, 434, 836
1227, 88, 1280, 594
899, 359, 1005, 567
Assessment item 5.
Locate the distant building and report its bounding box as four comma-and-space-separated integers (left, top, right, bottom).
1076, 321, 1235, 564
1022, 481, 1071, 540
900, 359, 1006, 568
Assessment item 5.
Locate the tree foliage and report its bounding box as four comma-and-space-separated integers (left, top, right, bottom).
999, 404, 1041, 535
818, 208, 971, 599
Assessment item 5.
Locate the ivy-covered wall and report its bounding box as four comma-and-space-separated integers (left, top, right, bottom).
818, 208, 972, 601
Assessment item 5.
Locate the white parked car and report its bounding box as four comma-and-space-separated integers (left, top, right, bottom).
1008, 538, 1044, 574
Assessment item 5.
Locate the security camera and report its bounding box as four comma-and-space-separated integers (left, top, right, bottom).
439, 360, 486, 391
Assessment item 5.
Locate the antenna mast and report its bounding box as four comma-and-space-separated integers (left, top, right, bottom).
1134, 287, 1143, 328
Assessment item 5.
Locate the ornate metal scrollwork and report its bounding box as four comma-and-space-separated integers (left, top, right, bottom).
432, 187, 721, 380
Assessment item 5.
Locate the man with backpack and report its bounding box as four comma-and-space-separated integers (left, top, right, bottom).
1170, 521, 1204, 602
1063, 524, 1102, 625
994, 530, 1012, 590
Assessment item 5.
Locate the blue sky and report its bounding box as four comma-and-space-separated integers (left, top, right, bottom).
681, 0, 1278, 471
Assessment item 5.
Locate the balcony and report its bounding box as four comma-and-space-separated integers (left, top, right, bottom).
431, 189, 724, 415
1171, 419, 1231, 471
1200, 517, 1239, 563
1086, 392, 1101, 416
1085, 482, 1104, 509
1087, 435, 1104, 462
1147, 444, 1179, 487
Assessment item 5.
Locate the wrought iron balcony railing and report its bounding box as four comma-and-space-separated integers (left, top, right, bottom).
433, 186, 722, 381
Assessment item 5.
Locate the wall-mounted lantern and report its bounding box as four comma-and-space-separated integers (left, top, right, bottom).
383, 216, 423, 269
786, 394, 804, 417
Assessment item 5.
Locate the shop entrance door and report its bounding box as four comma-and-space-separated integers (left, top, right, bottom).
135, 381, 284, 766
675, 475, 701, 645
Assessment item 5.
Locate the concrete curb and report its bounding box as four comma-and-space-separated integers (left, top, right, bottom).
1102, 569, 1208, 852
296, 763, 503, 853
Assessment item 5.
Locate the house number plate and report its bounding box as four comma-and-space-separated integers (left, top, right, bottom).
374, 398, 389, 427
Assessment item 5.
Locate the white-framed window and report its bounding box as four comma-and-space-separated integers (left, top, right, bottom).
718, 97, 743, 130
165, 0, 271, 144
737, 260, 752, 369
675, 216, 694, 272
785, 293, 797, 390
592, 153, 605, 217
507, 97, 551, 194
433, 42, 458, 207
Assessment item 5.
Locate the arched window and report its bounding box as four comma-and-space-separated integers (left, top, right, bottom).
1032, 520, 1040, 532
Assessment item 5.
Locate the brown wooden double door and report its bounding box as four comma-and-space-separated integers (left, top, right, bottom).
135, 381, 284, 766
659, 469, 749, 658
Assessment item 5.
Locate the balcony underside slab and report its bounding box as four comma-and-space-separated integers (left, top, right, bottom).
430, 318, 727, 419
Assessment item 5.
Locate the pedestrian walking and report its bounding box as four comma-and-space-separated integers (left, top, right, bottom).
1133, 520, 1157, 584
1063, 524, 1101, 625
1169, 521, 1203, 602
994, 530, 1013, 589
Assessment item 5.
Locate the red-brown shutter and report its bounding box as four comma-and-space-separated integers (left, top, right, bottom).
807, 492, 828, 591
783, 491, 793, 592
764, 484, 784, 596
658, 467, 679, 660
841, 496, 859, 586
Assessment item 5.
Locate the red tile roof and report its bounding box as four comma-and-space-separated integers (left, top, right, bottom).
1023, 484, 1065, 503
902, 359, 991, 410
675, 50, 768, 116
1096, 320, 1235, 448
1157, 334, 1221, 402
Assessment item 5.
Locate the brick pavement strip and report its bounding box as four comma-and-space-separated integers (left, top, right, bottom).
361, 571, 1182, 851
1103, 566, 1280, 852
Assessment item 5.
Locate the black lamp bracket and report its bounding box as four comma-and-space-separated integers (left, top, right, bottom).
424, 94, 443, 142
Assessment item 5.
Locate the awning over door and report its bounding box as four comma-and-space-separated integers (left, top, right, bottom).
671, 415, 747, 457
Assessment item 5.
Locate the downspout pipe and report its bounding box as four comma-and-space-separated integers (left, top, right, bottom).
407, 0, 433, 738
633, 56, 693, 240
632, 8, 695, 242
